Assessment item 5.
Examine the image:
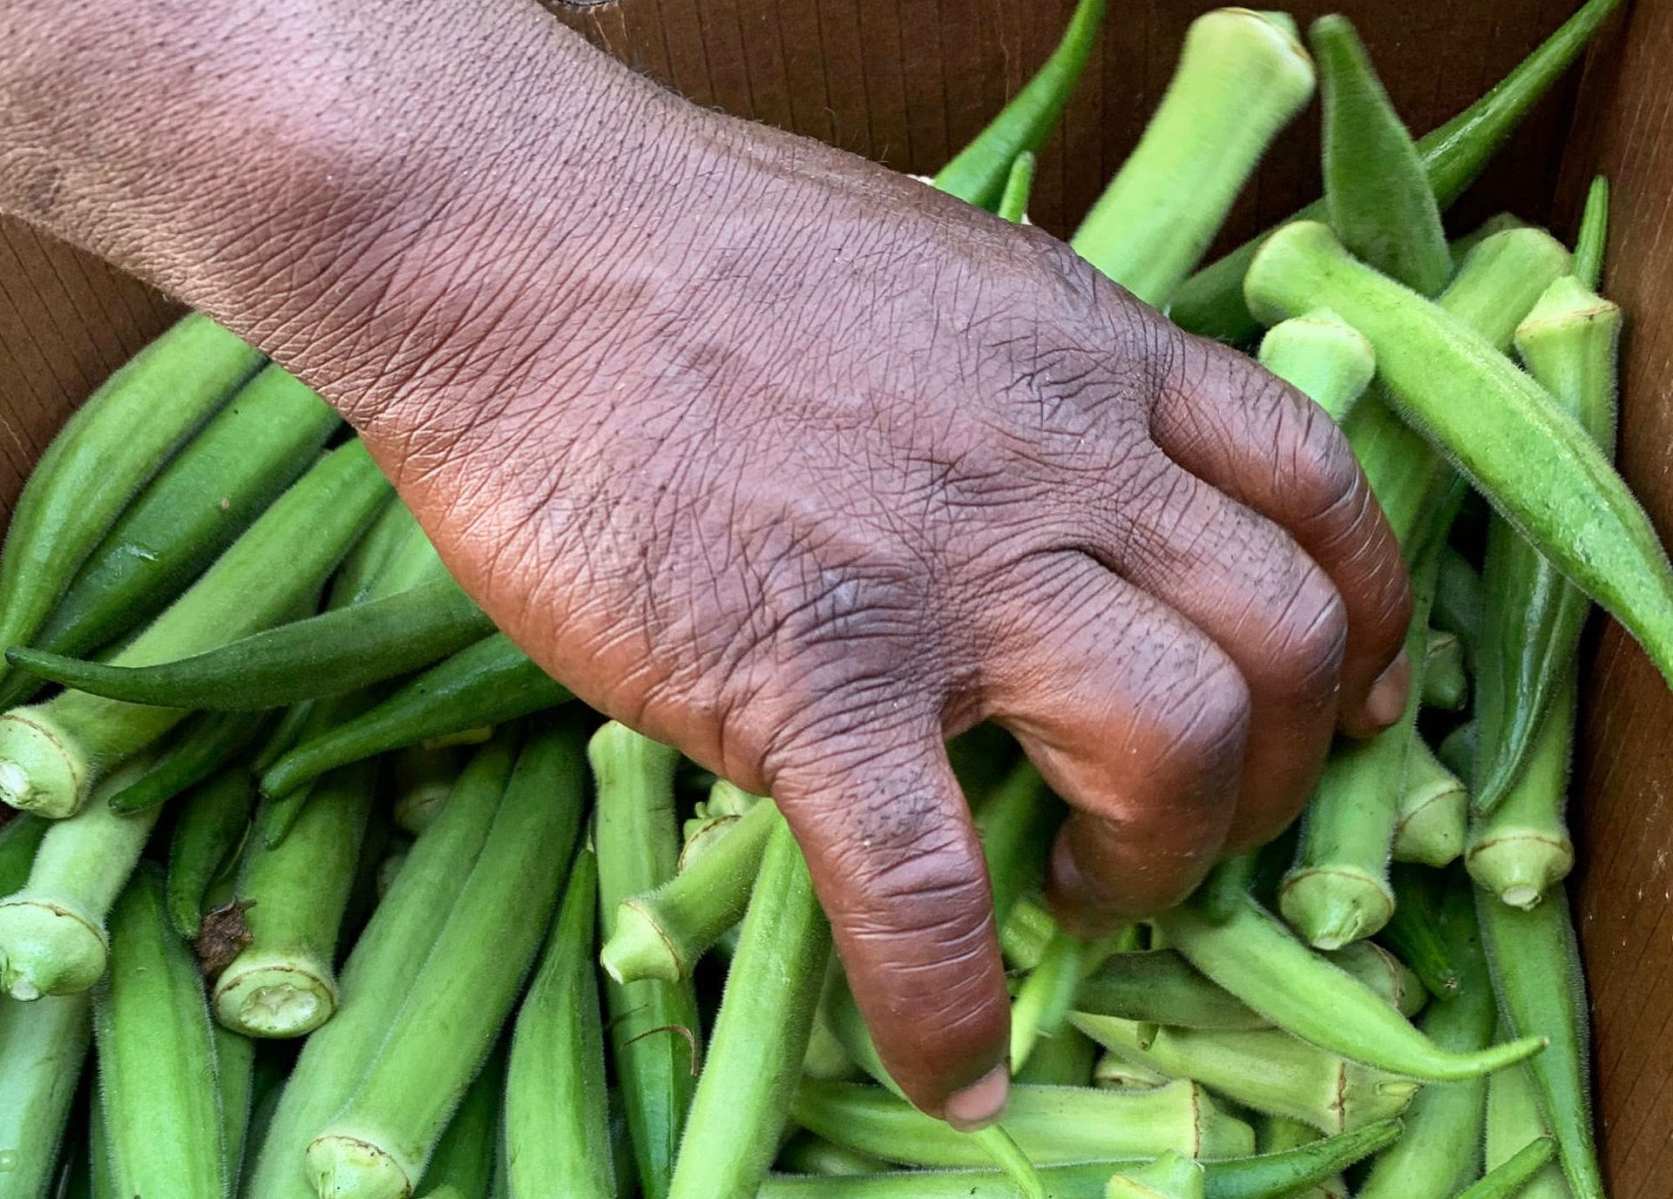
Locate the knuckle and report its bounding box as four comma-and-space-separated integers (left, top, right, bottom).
1140, 650, 1251, 793
1256, 564, 1350, 703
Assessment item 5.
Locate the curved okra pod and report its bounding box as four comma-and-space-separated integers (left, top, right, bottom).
216, 1024, 257, 1192
1475, 272, 1622, 812
931, 0, 1104, 209
1572, 175, 1610, 291
1381, 862, 1464, 999
1010, 929, 1089, 1068
95, 865, 228, 1199
0, 315, 263, 698
105, 708, 268, 815
504, 848, 614, 1199
1392, 736, 1469, 868
790, 1077, 1253, 1168
4, 364, 339, 711
305, 725, 586, 1199
10, 580, 492, 711
0, 989, 90, 1199
1422, 630, 1468, 710
996, 151, 1036, 224
259, 633, 572, 799
241, 735, 514, 1199
755, 1119, 1401, 1199
1157, 868, 1544, 1081
1254, 1115, 1347, 1199
591, 723, 701, 1199
1014, 1022, 1099, 1087
1468, 674, 1576, 909
0, 441, 392, 818
1458, 1138, 1559, 1199
164, 768, 254, 940
1070, 9, 1314, 307
1071, 949, 1267, 1031
213, 760, 376, 1037
975, 761, 1062, 937
1475, 884, 1602, 1199
1105, 1151, 1205, 1199
1486, 1050, 1567, 1199
419, 1047, 502, 1199
1167, 0, 1624, 342
1324, 941, 1426, 1019
0, 814, 47, 893
0, 762, 156, 999
1247, 222, 1673, 691
602, 791, 780, 985
1435, 548, 1484, 666
1312, 15, 1450, 296
1256, 309, 1376, 420
668, 822, 832, 1199
776, 1134, 892, 1177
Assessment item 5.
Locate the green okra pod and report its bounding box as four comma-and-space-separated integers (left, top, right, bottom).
591, 722, 701, 1199
602, 790, 780, 985
1458, 1138, 1560, 1199
164, 768, 254, 940
1157, 869, 1543, 1080
1106, 1151, 1204, 1199
0, 990, 90, 1199
0, 315, 263, 699
1256, 309, 1376, 421
1451, 213, 1530, 270
755, 1119, 1400, 1199
1475, 272, 1622, 812
1572, 175, 1610, 291
95, 865, 228, 1199
1381, 862, 1464, 999
260, 633, 572, 799
1071, 9, 1314, 307
0, 441, 392, 818
0, 762, 155, 999
1313, 15, 1450, 296
241, 735, 514, 1199
1014, 1022, 1099, 1087
1071, 949, 1268, 1031
931, 0, 1104, 210
776, 1134, 892, 1177
11, 580, 491, 712
305, 724, 586, 1199
974, 760, 1062, 937
504, 847, 614, 1199
1485, 1052, 1567, 1199
254, 699, 317, 775
1435, 547, 1484, 667
1392, 736, 1469, 868
1323, 941, 1426, 1019
213, 760, 376, 1038
0, 815, 47, 894
390, 746, 461, 837
669, 822, 831, 1199
1476, 884, 1602, 1199
417, 1046, 501, 1199
4, 364, 339, 711
791, 1077, 1252, 1168
1167, 0, 1624, 342
1247, 221, 1673, 690
1468, 674, 1576, 909
216, 1025, 256, 1192
1010, 928, 1089, 1068
1422, 629, 1468, 710
1254, 1115, 1346, 1199
996, 151, 1036, 224
105, 708, 268, 816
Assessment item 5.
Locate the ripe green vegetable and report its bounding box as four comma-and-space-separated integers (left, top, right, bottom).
417, 1047, 501, 1199
1105, 1151, 1205, 1199
1256, 309, 1376, 420
1468, 675, 1576, 909
1422, 630, 1469, 710
104, 708, 268, 816
164, 768, 254, 939
996, 152, 1037, 224
1457, 1138, 1559, 1199
1071, 949, 1267, 1031
1392, 737, 1468, 868
1381, 862, 1464, 999
1485, 1053, 1567, 1199
0, 990, 90, 1199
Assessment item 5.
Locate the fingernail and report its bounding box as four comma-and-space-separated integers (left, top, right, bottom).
1361, 650, 1411, 729
945, 1064, 1010, 1132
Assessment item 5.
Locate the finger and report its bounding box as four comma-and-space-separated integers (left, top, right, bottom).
766, 718, 1012, 1127
1148, 343, 1412, 737
980, 552, 1248, 919
1086, 464, 1347, 851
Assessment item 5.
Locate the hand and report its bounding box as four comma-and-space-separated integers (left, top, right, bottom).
0, 0, 1410, 1125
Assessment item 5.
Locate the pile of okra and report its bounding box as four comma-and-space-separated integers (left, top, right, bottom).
0, 1, 1655, 1197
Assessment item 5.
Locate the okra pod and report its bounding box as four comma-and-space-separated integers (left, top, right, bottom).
1072, 1015, 1417, 1134
254, 700, 317, 775
0, 990, 90, 1199
7, 365, 339, 708
1014, 1022, 1099, 1087
260, 633, 572, 799
0, 762, 155, 998
1468, 675, 1576, 909
94, 864, 227, 1199
669, 822, 831, 1199
213, 760, 376, 1038
1313, 15, 1451, 296
1476, 884, 1602, 1198
790, 1077, 1253, 1168
1392, 736, 1468, 868
1093, 1047, 1171, 1090
1010, 929, 1088, 1068
931, 0, 1104, 209
390, 746, 460, 837
503, 847, 613, 1199
240, 735, 514, 1199
1167, 0, 1624, 341
1071, 9, 1314, 307
974, 760, 1062, 937
755, 1119, 1402, 1199
1572, 175, 1610, 291
1157, 872, 1543, 1080
1106, 1151, 1204, 1199
996, 151, 1036, 225
1248, 221, 1673, 690
1451, 213, 1530, 270
217, 1025, 256, 1192
1435, 548, 1484, 667
1381, 862, 1464, 999
1458, 1138, 1560, 1199
305, 724, 586, 1199
1439, 721, 1479, 783
164, 768, 254, 940
0, 815, 46, 894
1254, 1115, 1346, 1199
1072, 949, 1267, 1031
1486, 1053, 1568, 1199
1475, 273, 1621, 812
776, 1134, 891, 1177
417, 1047, 501, 1199
13, 581, 490, 712
0, 315, 263, 697
1255, 310, 1376, 420
0, 441, 392, 817
591, 723, 700, 1199
1422, 630, 1468, 710
105, 708, 268, 815
1324, 941, 1426, 1018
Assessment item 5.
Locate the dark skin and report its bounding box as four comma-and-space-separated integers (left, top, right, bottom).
0, 0, 1411, 1127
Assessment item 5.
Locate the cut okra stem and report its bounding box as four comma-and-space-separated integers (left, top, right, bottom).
1071, 9, 1315, 307
1392, 736, 1468, 868
1421, 629, 1468, 711
1256, 309, 1376, 420
668, 822, 831, 1199
1104, 1150, 1204, 1199
1468, 674, 1576, 909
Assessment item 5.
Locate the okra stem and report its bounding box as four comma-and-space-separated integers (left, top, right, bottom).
1256, 309, 1376, 420
1071, 9, 1314, 307
1421, 629, 1468, 710
1392, 736, 1468, 868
